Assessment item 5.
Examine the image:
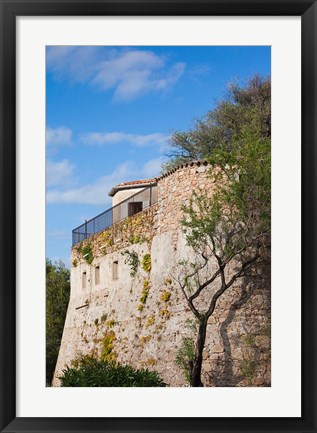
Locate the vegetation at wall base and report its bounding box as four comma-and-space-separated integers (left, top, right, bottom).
59, 357, 167, 387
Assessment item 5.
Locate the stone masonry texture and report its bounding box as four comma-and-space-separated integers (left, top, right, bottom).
53, 161, 271, 387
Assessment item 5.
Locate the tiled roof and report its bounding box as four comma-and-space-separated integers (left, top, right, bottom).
108, 160, 211, 196
116, 178, 156, 187
108, 178, 157, 197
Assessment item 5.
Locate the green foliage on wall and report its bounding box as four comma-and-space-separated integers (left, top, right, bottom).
106, 319, 116, 328
128, 234, 146, 244
76, 243, 83, 255
146, 315, 155, 328
175, 319, 198, 384
101, 313, 108, 322
100, 330, 117, 363
139, 280, 150, 306
100, 230, 114, 247
160, 291, 171, 302
82, 244, 94, 265
175, 337, 196, 384
241, 358, 258, 383
243, 333, 257, 347
141, 254, 151, 272
121, 249, 139, 277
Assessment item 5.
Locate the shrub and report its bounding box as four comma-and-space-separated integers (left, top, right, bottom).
59, 357, 166, 387
175, 337, 195, 384
82, 244, 94, 264
140, 287, 149, 304
106, 319, 116, 328
121, 250, 139, 277
100, 330, 117, 363
141, 254, 151, 272
146, 314, 155, 328
160, 291, 171, 302
101, 313, 108, 322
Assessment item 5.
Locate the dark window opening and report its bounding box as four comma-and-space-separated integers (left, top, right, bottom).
95, 266, 100, 285
112, 261, 118, 280
128, 201, 143, 217
82, 272, 87, 289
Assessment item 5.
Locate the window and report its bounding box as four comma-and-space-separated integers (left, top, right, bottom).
95, 266, 100, 285
112, 261, 118, 280
82, 272, 87, 289
128, 201, 143, 217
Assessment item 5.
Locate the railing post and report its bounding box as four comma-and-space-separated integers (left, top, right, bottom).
150, 185, 152, 206
85, 220, 87, 240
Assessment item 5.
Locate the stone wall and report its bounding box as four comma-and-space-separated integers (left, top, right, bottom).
53, 162, 271, 387
155, 161, 216, 246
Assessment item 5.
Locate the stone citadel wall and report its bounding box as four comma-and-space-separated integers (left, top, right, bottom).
53, 162, 271, 387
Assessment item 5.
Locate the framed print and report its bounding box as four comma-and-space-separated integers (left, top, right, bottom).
0, 1, 316, 432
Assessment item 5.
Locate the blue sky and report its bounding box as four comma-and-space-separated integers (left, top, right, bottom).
46, 46, 271, 266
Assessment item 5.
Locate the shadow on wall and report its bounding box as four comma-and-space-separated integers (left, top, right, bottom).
204, 267, 271, 387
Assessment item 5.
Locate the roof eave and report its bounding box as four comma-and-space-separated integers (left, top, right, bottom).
108, 181, 157, 197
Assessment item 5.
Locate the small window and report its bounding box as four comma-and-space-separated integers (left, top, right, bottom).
95, 266, 100, 285
112, 261, 118, 280
128, 201, 143, 217
82, 272, 87, 289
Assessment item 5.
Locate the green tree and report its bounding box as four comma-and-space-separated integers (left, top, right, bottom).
176, 133, 270, 386
163, 75, 270, 172
169, 75, 271, 386
46, 259, 70, 385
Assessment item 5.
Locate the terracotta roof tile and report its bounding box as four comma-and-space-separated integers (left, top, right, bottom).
116, 178, 156, 187
108, 178, 157, 197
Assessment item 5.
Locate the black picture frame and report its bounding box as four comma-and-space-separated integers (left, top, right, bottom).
0, 1, 316, 432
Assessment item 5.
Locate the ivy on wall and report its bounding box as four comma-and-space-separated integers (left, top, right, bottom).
121, 250, 139, 277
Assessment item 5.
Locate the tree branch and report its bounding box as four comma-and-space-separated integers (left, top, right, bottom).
176, 276, 200, 318
205, 254, 260, 318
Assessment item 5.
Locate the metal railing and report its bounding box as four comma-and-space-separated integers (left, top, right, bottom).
72, 185, 157, 245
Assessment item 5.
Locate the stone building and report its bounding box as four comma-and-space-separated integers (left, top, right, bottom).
53, 160, 271, 387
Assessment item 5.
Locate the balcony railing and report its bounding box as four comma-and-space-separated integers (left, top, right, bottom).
72, 185, 157, 246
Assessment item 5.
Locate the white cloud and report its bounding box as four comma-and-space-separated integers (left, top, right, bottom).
46, 154, 170, 206
80, 131, 169, 148
142, 157, 165, 177
46, 126, 73, 147
92, 50, 163, 89
46, 46, 104, 82
46, 47, 185, 101
110, 58, 185, 101
46, 159, 76, 188
46, 162, 134, 205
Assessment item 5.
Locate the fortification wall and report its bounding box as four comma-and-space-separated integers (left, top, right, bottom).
53, 162, 271, 387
